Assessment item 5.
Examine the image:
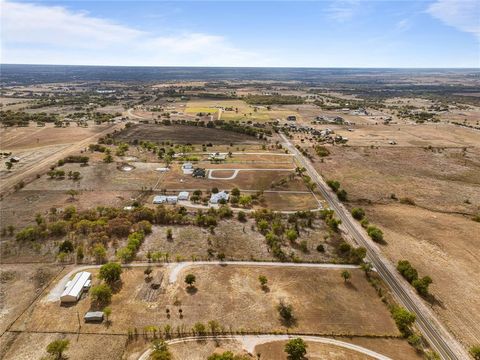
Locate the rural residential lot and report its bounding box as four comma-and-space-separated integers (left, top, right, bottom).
1, 66, 479, 360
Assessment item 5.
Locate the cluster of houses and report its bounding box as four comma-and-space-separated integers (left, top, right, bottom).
283, 123, 349, 144
182, 162, 207, 177
153, 191, 190, 205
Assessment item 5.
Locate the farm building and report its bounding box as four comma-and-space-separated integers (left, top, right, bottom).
210, 191, 229, 204
153, 195, 167, 204
178, 191, 189, 200
60, 271, 91, 303
84, 311, 104, 322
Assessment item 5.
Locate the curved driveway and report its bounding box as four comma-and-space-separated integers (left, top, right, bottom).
138, 334, 393, 360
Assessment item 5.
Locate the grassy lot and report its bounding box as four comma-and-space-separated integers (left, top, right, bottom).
11, 266, 399, 337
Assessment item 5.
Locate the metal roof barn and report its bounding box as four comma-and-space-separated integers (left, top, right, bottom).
60, 271, 91, 303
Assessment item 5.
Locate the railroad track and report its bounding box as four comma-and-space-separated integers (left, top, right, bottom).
279, 132, 469, 360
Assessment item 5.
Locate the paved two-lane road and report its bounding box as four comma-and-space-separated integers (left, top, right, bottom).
279, 132, 469, 360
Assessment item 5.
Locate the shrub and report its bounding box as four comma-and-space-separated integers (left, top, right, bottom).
46, 339, 70, 360
397, 260, 418, 283
337, 189, 347, 201
91, 284, 112, 304
470, 345, 480, 360
326, 180, 340, 193
367, 225, 384, 242
316, 244, 325, 252
285, 229, 298, 242
351, 207, 365, 220
237, 211, 247, 222
59, 240, 74, 253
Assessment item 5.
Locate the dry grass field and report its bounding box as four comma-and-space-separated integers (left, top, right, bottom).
0, 264, 61, 335
0, 332, 126, 360
0, 123, 111, 150
255, 338, 422, 360
317, 132, 480, 347
11, 266, 399, 337
184, 99, 302, 122
114, 124, 264, 145
365, 204, 480, 347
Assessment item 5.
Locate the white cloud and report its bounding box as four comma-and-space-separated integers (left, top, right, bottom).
327, 0, 361, 22
0, 0, 269, 66
427, 0, 480, 39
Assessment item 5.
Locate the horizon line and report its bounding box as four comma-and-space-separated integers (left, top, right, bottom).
2, 63, 479, 70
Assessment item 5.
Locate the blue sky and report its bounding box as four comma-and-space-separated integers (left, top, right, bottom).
1, 0, 479, 67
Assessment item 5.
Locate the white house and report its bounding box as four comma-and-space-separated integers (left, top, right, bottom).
166, 196, 178, 204
182, 162, 194, 175
178, 191, 189, 200
60, 271, 92, 303
210, 191, 229, 204
153, 195, 167, 204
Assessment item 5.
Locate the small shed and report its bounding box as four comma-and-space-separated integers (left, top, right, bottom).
84, 311, 104, 322
178, 191, 189, 200
60, 271, 91, 303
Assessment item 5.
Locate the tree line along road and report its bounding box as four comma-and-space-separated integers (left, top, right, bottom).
279, 132, 470, 360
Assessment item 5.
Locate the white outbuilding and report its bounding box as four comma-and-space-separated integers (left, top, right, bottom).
60, 271, 92, 303
178, 191, 189, 200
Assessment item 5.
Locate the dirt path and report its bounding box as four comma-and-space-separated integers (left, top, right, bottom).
208, 168, 296, 180
137, 335, 393, 360
0, 123, 122, 196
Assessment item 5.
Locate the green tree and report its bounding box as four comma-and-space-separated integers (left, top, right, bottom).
258, 275, 268, 289
103, 306, 112, 323
351, 207, 365, 220
341, 270, 351, 282
150, 340, 172, 360
46, 339, 70, 360
238, 195, 252, 208
5, 161, 13, 170
185, 273, 196, 287
59, 240, 74, 253
193, 322, 206, 335
367, 226, 384, 243
391, 305, 416, 336
66, 189, 79, 200
470, 345, 480, 360
99, 262, 122, 285
231, 187, 240, 197
284, 338, 308, 360
91, 284, 112, 304
412, 276, 433, 296
166, 228, 173, 240
337, 189, 347, 201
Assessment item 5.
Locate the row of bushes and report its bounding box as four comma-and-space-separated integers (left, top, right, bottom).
397, 260, 433, 297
